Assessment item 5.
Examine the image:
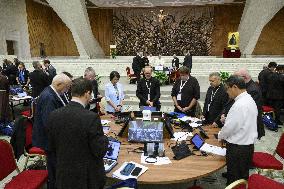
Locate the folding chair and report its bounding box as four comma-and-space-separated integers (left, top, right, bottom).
252, 133, 284, 176
0, 139, 48, 189
225, 174, 284, 189
23, 119, 46, 170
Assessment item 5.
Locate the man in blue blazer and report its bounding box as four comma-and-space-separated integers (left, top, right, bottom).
32, 73, 72, 189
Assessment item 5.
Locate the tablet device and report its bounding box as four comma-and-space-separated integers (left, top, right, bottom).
190, 133, 205, 150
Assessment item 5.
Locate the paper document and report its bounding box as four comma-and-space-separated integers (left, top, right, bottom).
101, 120, 111, 125
112, 161, 148, 180
200, 143, 226, 156
141, 154, 172, 165
189, 122, 202, 128
12, 96, 32, 101
171, 132, 193, 141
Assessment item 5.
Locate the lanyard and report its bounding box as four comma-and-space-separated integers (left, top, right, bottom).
113, 84, 120, 100
146, 80, 151, 100
179, 79, 188, 93
50, 85, 66, 106
63, 93, 69, 103
145, 80, 151, 94
210, 86, 220, 103
208, 86, 220, 111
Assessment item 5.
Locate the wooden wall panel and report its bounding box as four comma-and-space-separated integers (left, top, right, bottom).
211, 5, 244, 56
88, 9, 113, 55
25, 0, 78, 57
25, 0, 284, 57
253, 7, 284, 55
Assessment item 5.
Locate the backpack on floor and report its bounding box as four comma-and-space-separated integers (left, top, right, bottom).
262, 114, 278, 132
0, 121, 15, 136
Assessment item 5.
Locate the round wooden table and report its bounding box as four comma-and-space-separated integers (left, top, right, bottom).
103, 115, 226, 184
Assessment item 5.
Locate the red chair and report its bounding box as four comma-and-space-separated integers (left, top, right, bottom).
170, 69, 180, 83
262, 105, 275, 118
187, 186, 203, 189
21, 97, 37, 118
252, 133, 284, 173
23, 119, 46, 170
0, 139, 48, 189
225, 174, 284, 189
126, 67, 137, 84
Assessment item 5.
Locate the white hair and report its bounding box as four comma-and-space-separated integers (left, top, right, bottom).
52, 73, 71, 85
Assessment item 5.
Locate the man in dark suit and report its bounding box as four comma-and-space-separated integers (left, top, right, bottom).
235, 68, 265, 138
43, 59, 57, 82
172, 54, 179, 69
32, 73, 72, 189
266, 66, 284, 125
258, 62, 278, 101
203, 72, 229, 125
84, 67, 102, 113
2, 60, 17, 85
132, 52, 143, 82
183, 51, 192, 71
142, 52, 150, 68
47, 78, 109, 189
29, 61, 50, 98
136, 66, 161, 110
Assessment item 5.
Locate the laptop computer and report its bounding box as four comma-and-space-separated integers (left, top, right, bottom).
104, 137, 121, 173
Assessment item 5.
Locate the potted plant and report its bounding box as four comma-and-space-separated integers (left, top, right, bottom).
154, 71, 168, 85
219, 71, 230, 84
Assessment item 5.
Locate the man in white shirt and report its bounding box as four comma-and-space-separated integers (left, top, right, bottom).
154, 54, 165, 67
218, 75, 258, 186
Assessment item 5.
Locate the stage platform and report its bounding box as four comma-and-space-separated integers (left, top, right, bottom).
19, 56, 284, 79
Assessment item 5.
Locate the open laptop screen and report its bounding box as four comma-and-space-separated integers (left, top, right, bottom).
104, 139, 121, 160
128, 120, 163, 142
191, 134, 205, 150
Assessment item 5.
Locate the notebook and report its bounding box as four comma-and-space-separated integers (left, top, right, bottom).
104, 137, 121, 173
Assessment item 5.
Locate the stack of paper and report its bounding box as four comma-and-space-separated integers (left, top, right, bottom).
12, 95, 32, 101
112, 161, 148, 180
200, 143, 226, 156
171, 132, 193, 141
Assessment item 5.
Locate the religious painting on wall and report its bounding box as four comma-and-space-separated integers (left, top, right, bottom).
113, 7, 214, 56
227, 32, 239, 49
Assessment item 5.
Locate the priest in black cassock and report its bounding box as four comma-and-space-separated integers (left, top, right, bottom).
136, 66, 161, 110
171, 66, 200, 116
172, 54, 180, 69
202, 72, 228, 125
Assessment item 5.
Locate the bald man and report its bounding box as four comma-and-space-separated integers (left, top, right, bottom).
235, 68, 265, 139
33, 73, 72, 149
136, 66, 161, 110
32, 73, 72, 189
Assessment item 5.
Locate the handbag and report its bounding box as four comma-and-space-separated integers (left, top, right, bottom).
171, 141, 192, 160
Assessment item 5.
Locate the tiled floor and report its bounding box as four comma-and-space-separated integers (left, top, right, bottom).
1, 76, 283, 189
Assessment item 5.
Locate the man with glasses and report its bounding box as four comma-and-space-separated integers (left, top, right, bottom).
136, 66, 161, 111
84, 67, 103, 113
218, 75, 258, 186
